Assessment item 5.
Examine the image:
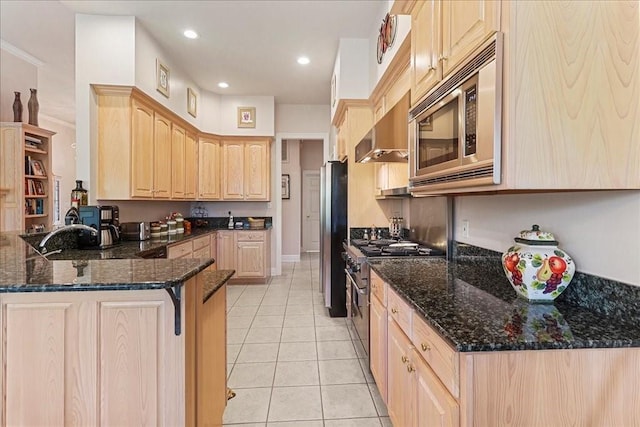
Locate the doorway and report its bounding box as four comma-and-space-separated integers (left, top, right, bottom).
302, 170, 320, 252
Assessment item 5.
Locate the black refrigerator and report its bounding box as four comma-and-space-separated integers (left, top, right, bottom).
319, 161, 348, 317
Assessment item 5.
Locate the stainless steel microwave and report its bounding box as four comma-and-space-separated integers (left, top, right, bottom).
409, 33, 503, 192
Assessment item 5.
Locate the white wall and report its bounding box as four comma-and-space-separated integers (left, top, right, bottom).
454, 191, 640, 286
276, 104, 330, 134
282, 140, 301, 258
75, 14, 136, 199
40, 115, 77, 224
369, 2, 411, 89
0, 50, 37, 122
217, 96, 275, 136
330, 38, 370, 120
134, 21, 200, 128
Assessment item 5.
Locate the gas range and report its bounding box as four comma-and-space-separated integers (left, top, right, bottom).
349, 238, 445, 258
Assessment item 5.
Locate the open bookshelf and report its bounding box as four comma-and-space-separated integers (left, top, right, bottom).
0, 123, 55, 232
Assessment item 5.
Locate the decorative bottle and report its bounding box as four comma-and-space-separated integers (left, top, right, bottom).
12, 92, 23, 122
71, 180, 88, 208
228, 211, 234, 229
28, 88, 39, 126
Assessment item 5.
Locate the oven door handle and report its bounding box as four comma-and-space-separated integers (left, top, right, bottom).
344, 269, 368, 295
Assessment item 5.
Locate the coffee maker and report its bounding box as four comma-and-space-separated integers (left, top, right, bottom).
78, 205, 120, 248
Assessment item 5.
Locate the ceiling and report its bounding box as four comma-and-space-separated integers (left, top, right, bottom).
1, 0, 384, 125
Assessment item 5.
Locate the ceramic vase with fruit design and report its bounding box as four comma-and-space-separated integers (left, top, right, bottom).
502, 224, 575, 303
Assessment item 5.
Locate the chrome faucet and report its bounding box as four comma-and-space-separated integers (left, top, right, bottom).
38, 224, 98, 254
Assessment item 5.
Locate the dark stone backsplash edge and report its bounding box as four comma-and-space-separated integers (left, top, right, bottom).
187, 216, 272, 229
350, 227, 409, 241
450, 241, 639, 323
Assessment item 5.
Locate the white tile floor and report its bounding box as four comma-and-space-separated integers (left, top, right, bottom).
224, 252, 392, 427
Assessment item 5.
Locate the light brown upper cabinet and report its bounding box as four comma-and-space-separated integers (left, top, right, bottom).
411, 0, 499, 105
184, 132, 198, 199
221, 139, 271, 201
171, 124, 186, 199
441, 0, 500, 77
96, 86, 199, 200
198, 136, 220, 200
407, 0, 639, 192
130, 98, 155, 198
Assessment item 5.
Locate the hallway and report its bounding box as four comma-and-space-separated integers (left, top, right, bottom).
223, 252, 391, 426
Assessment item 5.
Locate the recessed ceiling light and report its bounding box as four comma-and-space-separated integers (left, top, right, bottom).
183, 29, 198, 39
218, 82, 229, 88
297, 56, 310, 65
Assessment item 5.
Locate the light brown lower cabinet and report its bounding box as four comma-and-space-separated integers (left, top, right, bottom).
371, 272, 640, 427
369, 292, 388, 401
0, 272, 227, 426
217, 230, 271, 283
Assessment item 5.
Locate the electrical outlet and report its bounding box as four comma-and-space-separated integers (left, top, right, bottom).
462, 220, 470, 238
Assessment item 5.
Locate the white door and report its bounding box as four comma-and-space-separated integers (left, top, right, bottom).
302, 170, 321, 252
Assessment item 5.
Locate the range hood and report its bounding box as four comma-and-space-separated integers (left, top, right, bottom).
355, 92, 410, 163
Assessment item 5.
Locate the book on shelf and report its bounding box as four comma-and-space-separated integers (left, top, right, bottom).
25, 155, 32, 175
25, 198, 44, 215
25, 178, 38, 196
25, 135, 43, 145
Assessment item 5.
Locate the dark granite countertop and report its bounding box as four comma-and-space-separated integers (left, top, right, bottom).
202, 269, 235, 303
368, 257, 640, 352
0, 231, 213, 293
37, 227, 270, 261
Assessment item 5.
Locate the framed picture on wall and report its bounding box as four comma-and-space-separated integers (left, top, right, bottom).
237, 107, 256, 128
282, 174, 290, 199
187, 87, 197, 117
156, 59, 170, 98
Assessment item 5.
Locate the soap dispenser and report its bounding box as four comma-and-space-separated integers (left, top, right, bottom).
228, 211, 234, 229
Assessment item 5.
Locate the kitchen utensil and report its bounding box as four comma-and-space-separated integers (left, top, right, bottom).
120, 222, 151, 240
502, 224, 575, 302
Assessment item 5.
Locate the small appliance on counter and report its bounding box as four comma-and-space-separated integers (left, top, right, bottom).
120, 222, 151, 241
78, 205, 120, 249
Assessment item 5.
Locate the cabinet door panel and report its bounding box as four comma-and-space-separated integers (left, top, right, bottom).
2, 296, 98, 426
442, 0, 499, 76
244, 140, 270, 200
99, 301, 163, 426
387, 319, 414, 427
198, 137, 221, 199
216, 231, 236, 271
370, 295, 388, 403
222, 142, 245, 199
185, 132, 198, 199
131, 100, 155, 198
414, 349, 459, 427
412, 0, 442, 104
171, 125, 186, 199
153, 113, 172, 198
236, 241, 265, 277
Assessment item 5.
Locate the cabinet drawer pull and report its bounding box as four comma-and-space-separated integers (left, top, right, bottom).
407, 364, 415, 373
421, 342, 431, 352
401, 355, 408, 364
439, 54, 448, 61
391, 307, 398, 314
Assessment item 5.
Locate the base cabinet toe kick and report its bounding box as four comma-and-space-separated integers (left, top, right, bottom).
0, 271, 229, 427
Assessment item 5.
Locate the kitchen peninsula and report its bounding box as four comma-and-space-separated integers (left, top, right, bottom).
0, 231, 232, 426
